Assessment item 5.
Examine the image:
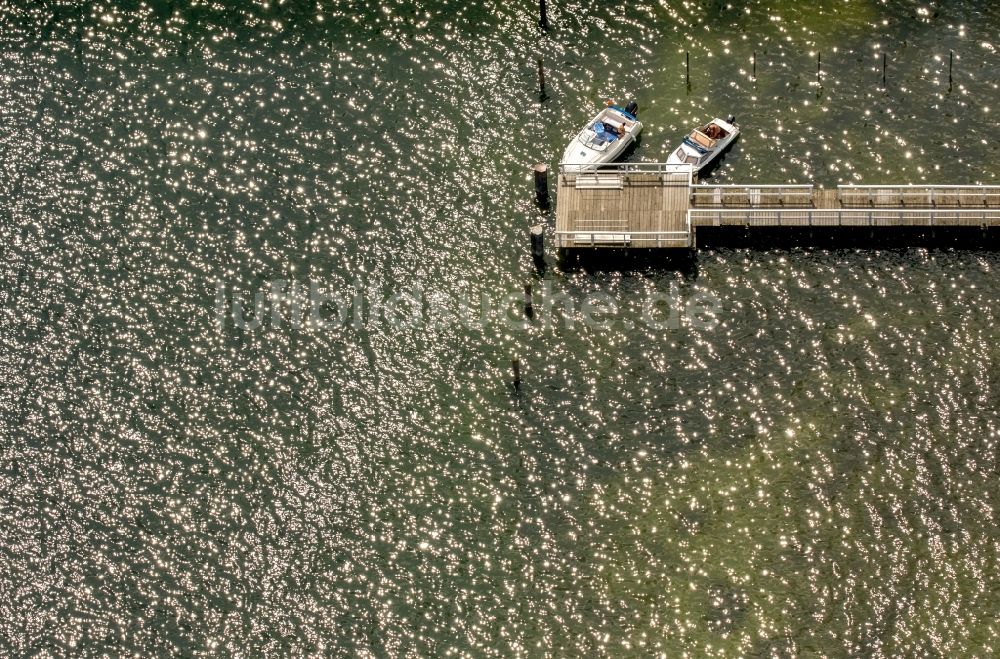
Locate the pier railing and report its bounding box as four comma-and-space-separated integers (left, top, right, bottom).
559, 162, 694, 188
688, 208, 1000, 227
555, 229, 692, 248
690, 184, 815, 207
554, 163, 1000, 249
838, 185, 1000, 207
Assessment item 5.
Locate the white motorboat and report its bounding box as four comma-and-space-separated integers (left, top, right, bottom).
561, 101, 643, 171
666, 115, 740, 172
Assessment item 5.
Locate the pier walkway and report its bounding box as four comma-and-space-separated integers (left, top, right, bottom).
554, 163, 1000, 249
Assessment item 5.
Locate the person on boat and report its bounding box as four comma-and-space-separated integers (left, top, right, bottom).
616, 122, 627, 138
705, 124, 723, 139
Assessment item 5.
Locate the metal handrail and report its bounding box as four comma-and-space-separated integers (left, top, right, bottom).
838, 186, 1000, 208
690, 185, 815, 207
559, 162, 694, 178
555, 230, 692, 248
838, 184, 1000, 190
555, 230, 692, 235
691, 184, 814, 190
688, 208, 1000, 227
689, 209, 1000, 216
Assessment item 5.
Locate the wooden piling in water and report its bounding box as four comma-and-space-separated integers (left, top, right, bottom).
685, 52, 690, 86
538, 0, 548, 30
530, 224, 545, 260
817, 52, 822, 86
512, 358, 521, 387
752, 51, 756, 80
882, 52, 887, 87
949, 50, 953, 84
533, 164, 549, 206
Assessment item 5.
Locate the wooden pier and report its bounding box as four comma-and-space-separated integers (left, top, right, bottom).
554, 163, 1000, 249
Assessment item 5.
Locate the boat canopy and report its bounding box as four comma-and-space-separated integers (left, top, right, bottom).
682, 137, 709, 154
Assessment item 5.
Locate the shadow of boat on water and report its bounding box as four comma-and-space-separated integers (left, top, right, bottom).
691, 134, 741, 181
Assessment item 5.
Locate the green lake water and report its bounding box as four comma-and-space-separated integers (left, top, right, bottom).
1, 1, 999, 655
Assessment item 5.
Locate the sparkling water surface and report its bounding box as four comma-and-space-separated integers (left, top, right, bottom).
2, 1, 1000, 655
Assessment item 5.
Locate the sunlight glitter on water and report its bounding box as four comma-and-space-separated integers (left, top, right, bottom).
1, 0, 1000, 655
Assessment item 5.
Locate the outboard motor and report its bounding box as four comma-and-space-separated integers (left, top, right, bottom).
624, 100, 639, 117
726, 114, 736, 124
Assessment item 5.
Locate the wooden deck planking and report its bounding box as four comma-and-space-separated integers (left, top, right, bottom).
814, 189, 839, 209
556, 172, 692, 247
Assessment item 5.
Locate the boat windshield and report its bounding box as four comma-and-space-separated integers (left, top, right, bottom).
674, 147, 699, 166
580, 121, 620, 151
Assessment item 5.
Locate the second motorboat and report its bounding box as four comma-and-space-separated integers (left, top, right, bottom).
666, 116, 740, 173
561, 100, 643, 172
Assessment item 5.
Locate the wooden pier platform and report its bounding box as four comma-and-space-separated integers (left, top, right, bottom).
554, 163, 1000, 249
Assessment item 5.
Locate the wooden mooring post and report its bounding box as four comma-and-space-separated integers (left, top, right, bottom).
533, 164, 549, 207
530, 224, 545, 260
538, 0, 548, 30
